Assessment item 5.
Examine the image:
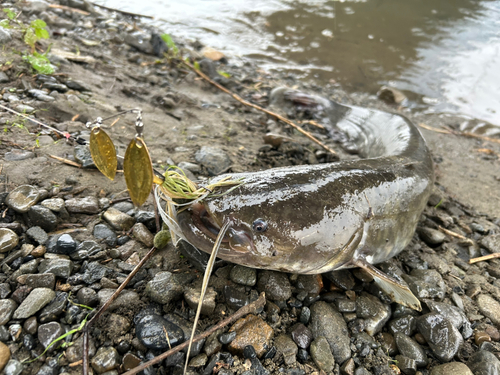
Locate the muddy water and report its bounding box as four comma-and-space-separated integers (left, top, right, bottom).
97, 0, 500, 126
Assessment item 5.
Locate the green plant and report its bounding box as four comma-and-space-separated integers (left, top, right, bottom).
160, 33, 179, 56
1, 8, 53, 74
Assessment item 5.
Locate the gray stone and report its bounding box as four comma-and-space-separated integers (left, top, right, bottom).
13, 287, 55, 319
38, 259, 73, 278
195, 146, 232, 176
76, 287, 99, 307
275, 334, 298, 365
54, 234, 77, 254
3, 359, 22, 375
26, 226, 48, 245
395, 355, 417, 375
28, 205, 58, 232
325, 269, 355, 290
416, 312, 463, 362
0, 299, 17, 325
15, 104, 35, 114
145, 272, 183, 304
19, 273, 55, 289
135, 314, 184, 350
82, 261, 113, 284
467, 350, 500, 375
0, 284, 10, 299
5, 185, 40, 213
97, 289, 140, 311
28, 89, 54, 102
4, 149, 35, 161
74, 145, 95, 168
93, 224, 117, 247
477, 294, 500, 327
424, 299, 467, 329
230, 265, 257, 286
430, 362, 473, 375
290, 323, 313, 349
38, 292, 68, 323
257, 271, 292, 301
41, 198, 65, 212
184, 287, 216, 315
38, 322, 64, 350
394, 332, 428, 367
0, 71, 9, 83
91, 346, 120, 374
65, 80, 90, 91
0, 228, 19, 253
388, 315, 416, 336
418, 227, 446, 246
309, 336, 335, 372
356, 293, 391, 335
402, 269, 446, 301
480, 234, 500, 253
177, 161, 201, 173
132, 223, 154, 247
0, 27, 12, 44
103, 208, 135, 231
65, 196, 100, 214
309, 301, 351, 364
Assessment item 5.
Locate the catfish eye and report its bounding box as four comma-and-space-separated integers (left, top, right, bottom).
252, 218, 268, 233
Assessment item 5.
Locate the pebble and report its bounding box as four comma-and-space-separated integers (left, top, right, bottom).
41, 198, 65, 212
0, 299, 17, 325
275, 334, 298, 365
74, 145, 95, 168
135, 314, 184, 350
402, 269, 446, 300
18, 273, 55, 289
23, 316, 37, 335
228, 314, 273, 358
5, 185, 39, 213
0, 228, 19, 253
3, 359, 22, 375
91, 346, 120, 374
0, 284, 10, 299
256, 271, 292, 301
430, 362, 473, 375
122, 352, 142, 371
38, 259, 73, 278
394, 332, 428, 367
77, 287, 99, 307
65, 196, 100, 214
12, 287, 55, 319
418, 227, 446, 245
31, 244, 46, 257
309, 301, 351, 364
195, 146, 232, 175
479, 234, 500, 253
223, 285, 250, 310
416, 312, 463, 362
356, 293, 391, 335
477, 294, 500, 326
82, 261, 113, 284
424, 299, 467, 330
219, 331, 237, 345
28, 88, 54, 102
230, 265, 257, 286
290, 323, 313, 350
0, 341, 10, 372
132, 223, 154, 247
0, 71, 8, 83
28, 205, 58, 232
15, 104, 35, 114
395, 355, 417, 375
4, 149, 35, 161
54, 234, 77, 254
388, 315, 417, 336
309, 336, 335, 373
145, 271, 184, 304
93, 224, 117, 247
184, 287, 217, 315
38, 292, 68, 323
26, 226, 48, 245
467, 350, 500, 375
325, 269, 355, 290
103, 208, 135, 231
38, 321, 64, 350
9, 324, 21, 342
97, 289, 140, 311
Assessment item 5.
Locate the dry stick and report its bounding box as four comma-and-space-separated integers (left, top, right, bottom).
438, 225, 473, 244
419, 123, 500, 145
182, 61, 337, 156
469, 253, 500, 264
48, 4, 90, 15
48, 154, 82, 168
82, 246, 157, 375
90, 2, 154, 19
121, 292, 266, 375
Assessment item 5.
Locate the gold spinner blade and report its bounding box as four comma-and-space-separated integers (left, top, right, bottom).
89, 126, 117, 181
124, 137, 154, 206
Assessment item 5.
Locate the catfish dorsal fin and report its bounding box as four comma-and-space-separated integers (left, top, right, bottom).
353, 259, 421, 311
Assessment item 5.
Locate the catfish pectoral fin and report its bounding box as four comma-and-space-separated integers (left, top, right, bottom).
353, 258, 421, 312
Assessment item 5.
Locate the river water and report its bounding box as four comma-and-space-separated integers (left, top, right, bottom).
97, 0, 500, 127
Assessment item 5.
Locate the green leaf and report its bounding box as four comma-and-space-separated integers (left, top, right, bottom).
24, 27, 37, 49
217, 70, 231, 78
35, 28, 49, 40
3, 8, 16, 20
31, 19, 47, 29
160, 33, 179, 55
193, 60, 200, 71
23, 53, 54, 74
0, 19, 10, 28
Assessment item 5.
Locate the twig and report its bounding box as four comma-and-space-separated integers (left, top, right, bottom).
182, 61, 337, 156
48, 4, 90, 15
69, 360, 83, 367
419, 123, 500, 145
121, 292, 266, 375
83, 247, 157, 375
90, 2, 154, 19
469, 253, 500, 264
49, 155, 82, 168
438, 226, 473, 244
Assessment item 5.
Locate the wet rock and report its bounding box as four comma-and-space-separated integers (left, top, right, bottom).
9, 324, 21, 342
26, 226, 48, 245
257, 271, 292, 302
13, 287, 55, 319
73, 145, 95, 168
0, 71, 8, 83
0, 299, 17, 325
103, 208, 135, 231
195, 146, 232, 176
325, 269, 355, 290
82, 261, 113, 284
377, 86, 407, 104
65, 79, 90, 91
15, 104, 35, 114
309, 336, 335, 373
0, 228, 19, 253
122, 352, 141, 371
223, 285, 250, 310
145, 272, 183, 304
416, 312, 463, 362
418, 227, 446, 246
219, 331, 237, 345
190, 353, 208, 367
93, 224, 117, 247
0, 341, 10, 372
388, 315, 417, 336
275, 334, 298, 365
430, 362, 473, 375
38, 321, 64, 350
107, 313, 130, 336
91, 346, 120, 374
97, 289, 140, 311
0, 27, 12, 44
65, 196, 100, 214
31, 245, 46, 257
136, 314, 184, 350
3, 359, 22, 375
5, 185, 39, 213
228, 314, 273, 358
395, 355, 417, 375
23, 316, 37, 335
394, 332, 428, 367
41, 198, 65, 212
480, 234, 500, 253
132, 223, 154, 247
356, 293, 391, 335
184, 287, 217, 315
0, 284, 10, 299
475, 331, 491, 346
39, 292, 68, 323
4, 149, 35, 161
309, 301, 350, 364
290, 323, 313, 349
77, 287, 99, 307
402, 269, 446, 300
28, 88, 54, 102
18, 273, 55, 289
477, 294, 500, 326
53, 234, 77, 254
467, 350, 500, 375
230, 265, 257, 286
38, 259, 73, 278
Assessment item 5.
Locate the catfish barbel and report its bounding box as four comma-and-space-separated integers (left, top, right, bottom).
176, 87, 434, 310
